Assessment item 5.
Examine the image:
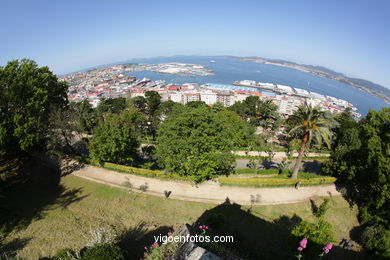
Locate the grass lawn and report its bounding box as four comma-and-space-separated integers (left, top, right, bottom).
2, 175, 362, 259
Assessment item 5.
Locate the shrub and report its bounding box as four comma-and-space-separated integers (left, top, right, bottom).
144, 238, 179, 260
234, 168, 287, 175
81, 244, 124, 260
218, 176, 336, 187
85, 226, 118, 247
361, 225, 390, 258
313, 198, 330, 218
205, 213, 227, 229
55, 248, 79, 260
291, 219, 335, 245
95, 161, 187, 181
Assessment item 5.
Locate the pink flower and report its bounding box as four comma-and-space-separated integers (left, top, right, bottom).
151, 242, 158, 248
167, 232, 173, 236
205, 226, 209, 230
199, 225, 203, 229
297, 247, 303, 251
299, 238, 308, 249
322, 242, 333, 253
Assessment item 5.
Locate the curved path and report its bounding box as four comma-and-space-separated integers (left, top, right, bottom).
72, 165, 340, 205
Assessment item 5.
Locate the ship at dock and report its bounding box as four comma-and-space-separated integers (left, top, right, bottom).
233, 80, 361, 118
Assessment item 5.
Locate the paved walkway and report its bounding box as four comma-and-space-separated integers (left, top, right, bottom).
72, 165, 340, 205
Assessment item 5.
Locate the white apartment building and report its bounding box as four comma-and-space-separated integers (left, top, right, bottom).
184, 93, 201, 104
232, 93, 250, 103
200, 91, 218, 105
169, 93, 183, 103
217, 93, 232, 107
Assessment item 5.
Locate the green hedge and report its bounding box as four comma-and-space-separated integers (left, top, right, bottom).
234, 168, 285, 175
286, 156, 329, 160
92, 161, 189, 181
218, 176, 336, 187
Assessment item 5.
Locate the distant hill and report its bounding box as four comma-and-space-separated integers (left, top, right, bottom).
237, 57, 390, 104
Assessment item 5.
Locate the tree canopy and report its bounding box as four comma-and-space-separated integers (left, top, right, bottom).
89, 110, 144, 164
155, 106, 246, 182
324, 107, 390, 257
229, 96, 280, 130
0, 59, 68, 152
287, 104, 337, 179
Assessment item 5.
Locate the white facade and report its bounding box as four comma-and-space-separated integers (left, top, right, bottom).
169, 93, 183, 103
200, 91, 218, 105
184, 93, 200, 104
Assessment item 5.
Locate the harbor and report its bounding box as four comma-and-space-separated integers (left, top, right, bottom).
61, 62, 361, 118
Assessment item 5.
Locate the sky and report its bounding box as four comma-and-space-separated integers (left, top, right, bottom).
1, 0, 390, 88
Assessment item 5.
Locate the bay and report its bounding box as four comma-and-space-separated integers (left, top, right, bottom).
125, 56, 389, 115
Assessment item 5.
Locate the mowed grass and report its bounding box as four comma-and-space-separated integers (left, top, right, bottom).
4, 175, 360, 259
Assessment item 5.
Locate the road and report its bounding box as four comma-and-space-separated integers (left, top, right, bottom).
72, 165, 339, 206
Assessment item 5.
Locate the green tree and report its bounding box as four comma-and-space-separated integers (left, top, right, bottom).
157, 100, 176, 120
89, 111, 141, 164
129, 92, 162, 140
144, 91, 162, 140
218, 110, 257, 149
128, 95, 147, 113
96, 97, 127, 118
324, 108, 389, 257
155, 106, 236, 183
323, 109, 360, 178
145, 91, 162, 117
287, 104, 337, 179
186, 100, 208, 108
0, 59, 68, 152
70, 100, 96, 134
229, 96, 280, 130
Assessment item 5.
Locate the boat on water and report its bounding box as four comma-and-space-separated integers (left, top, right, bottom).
210, 60, 216, 63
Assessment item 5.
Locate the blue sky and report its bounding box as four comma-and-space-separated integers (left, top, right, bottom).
1, 0, 390, 88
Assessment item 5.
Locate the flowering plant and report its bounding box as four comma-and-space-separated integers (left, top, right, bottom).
296, 238, 307, 259
198, 224, 211, 235
144, 231, 177, 259
318, 242, 333, 258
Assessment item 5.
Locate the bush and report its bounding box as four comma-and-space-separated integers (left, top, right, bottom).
99, 162, 186, 180
234, 168, 285, 175
218, 176, 336, 187
291, 219, 335, 245
313, 198, 330, 218
85, 226, 118, 247
205, 213, 227, 229
81, 244, 124, 260
55, 248, 78, 260
361, 225, 390, 258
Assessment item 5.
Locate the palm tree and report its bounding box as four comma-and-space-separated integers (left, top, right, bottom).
287, 104, 337, 179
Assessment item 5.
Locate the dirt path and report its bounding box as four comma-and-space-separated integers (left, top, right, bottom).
72, 165, 340, 205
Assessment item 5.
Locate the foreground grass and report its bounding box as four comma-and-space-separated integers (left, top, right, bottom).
3, 175, 360, 259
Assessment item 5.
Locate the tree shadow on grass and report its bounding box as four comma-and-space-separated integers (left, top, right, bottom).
116, 222, 171, 260
0, 237, 31, 255
0, 153, 88, 254
194, 199, 368, 260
